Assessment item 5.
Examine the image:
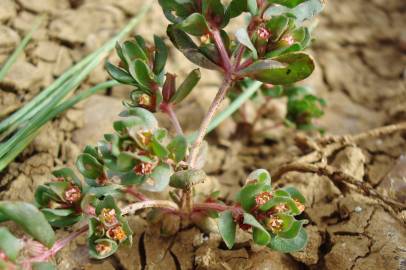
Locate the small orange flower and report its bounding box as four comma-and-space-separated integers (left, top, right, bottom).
107, 225, 127, 242
138, 94, 152, 107
255, 192, 272, 207
134, 162, 154, 176
274, 204, 288, 213
99, 208, 118, 227
136, 130, 153, 146
266, 215, 284, 234
294, 199, 305, 213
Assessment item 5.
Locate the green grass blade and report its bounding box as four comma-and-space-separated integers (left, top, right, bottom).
187, 81, 262, 143
0, 16, 45, 81
0, 81, 119, 171
0, 3, 152, 135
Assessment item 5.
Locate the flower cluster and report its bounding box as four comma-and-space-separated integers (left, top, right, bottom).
88, 196, 132, 259
106, 36, 201, 113
34, 169, 84, 227
219, 169, 308, 252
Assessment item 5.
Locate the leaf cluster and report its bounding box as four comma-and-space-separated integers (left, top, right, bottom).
218, 169, 308, 252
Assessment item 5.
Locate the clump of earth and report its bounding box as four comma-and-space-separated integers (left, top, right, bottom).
0, 1, 405, 269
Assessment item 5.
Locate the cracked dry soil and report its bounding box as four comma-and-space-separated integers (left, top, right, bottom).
0, 0, 405, 269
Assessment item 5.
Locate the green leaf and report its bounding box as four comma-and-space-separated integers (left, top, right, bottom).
170, 69, 201, 103
122, 40, 148, 63
158, 0, 195, 22
264, 0, 325, 24
266, 43, 303, 58
0, 228, 23, 262
238, 52, 315, 85
106, 62, 137, 85
167, 135, 188, 162
0, 202, 55, 247
246, 169, 272, 185
121, 172, 146, 186
32, 262, 56, 270
277, 219, 305, 239
52, 168, 81, 187
115, 42, 128, 69
218, 210, 236, 249
202, 0, 226, 27
265, 15, 290, 41
268, 227, 308, 252
268, 0, 307, 8
177, 13, 209, 36
151, 129, 169, 159
235, 28, 258, 59
89, 238, 118, 259
243, 213, 271, 245
167, 25, 220, 70
117, 152, 137, 172
129, 59, 155, 88
226, 0, 248, 18
123, 107, 158, 131
76, 153, 104, 179
236, 182, 270, 212
169, 169, 206, 189
282, 186, 306, 203
247, 0, 258, 15
141, 163, 172, 192
153, 35, 168, 74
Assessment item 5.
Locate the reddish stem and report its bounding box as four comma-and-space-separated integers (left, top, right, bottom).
212, 29, 232, 73
124, 187, 148, 201
28, 225, 88, 263
192, 202, 242, 216
160, 103, 184, 135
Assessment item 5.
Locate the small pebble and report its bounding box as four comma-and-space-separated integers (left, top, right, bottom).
354, 206, 362, 213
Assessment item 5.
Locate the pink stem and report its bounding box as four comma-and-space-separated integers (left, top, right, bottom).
124, 187, 148, 201
29, 225, 88, 263
212, 29, 232, 73
193, 203, 242, 215
162, 104, 184, 135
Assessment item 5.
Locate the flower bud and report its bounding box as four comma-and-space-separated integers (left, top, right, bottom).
138, 94, 152, 108
64, 185, 82, 204
281, 35, 294, 45
257, 27, 271, 40
95, 242, 112, 256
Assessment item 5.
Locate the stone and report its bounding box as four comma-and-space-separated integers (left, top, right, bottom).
0, 0, 17, 22
16, 0, 70, 13
0, 91, 21, 118
331, 146, 366, 180
12, 12, 48, 41
32, 41, 61, 62
53, 46, 73, 76
325, 235, 370, 270
291, 225, 322, 265
0, 25, 20, 54
49, 4, 124, 44
72, 95, 123, 148
1, 60, 43, 92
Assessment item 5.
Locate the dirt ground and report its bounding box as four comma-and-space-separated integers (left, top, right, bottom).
0, 0, 405, 269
